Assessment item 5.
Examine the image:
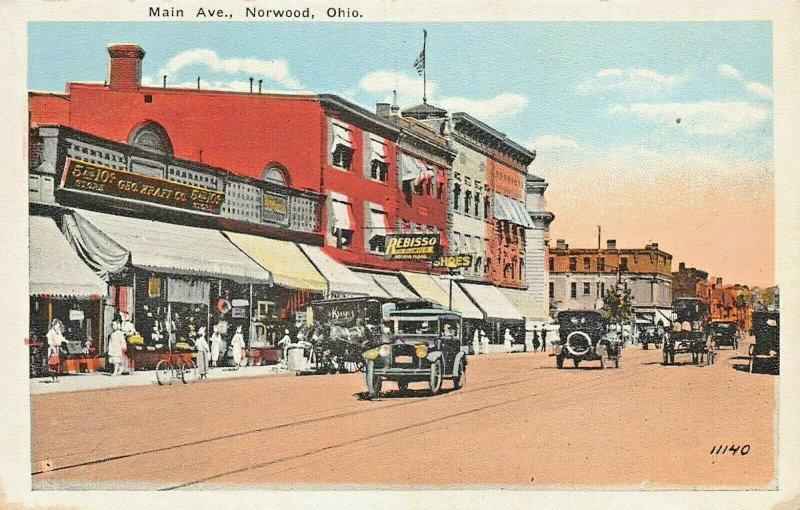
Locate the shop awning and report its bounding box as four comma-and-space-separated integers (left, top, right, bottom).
364, 272, 418, 300
224, 232, 326, 292
29, 215, 108, 298
68, 209, 273, 284
500, 287, 549, 321
401, 272, 483, 319
492, 192, 534, 228
431, 277, 484, 320
297, 245, 388, 297
460, 282, 524, 320
399, 272, 445, 308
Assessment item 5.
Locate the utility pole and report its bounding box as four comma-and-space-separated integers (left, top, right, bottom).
597, 225, 601, 250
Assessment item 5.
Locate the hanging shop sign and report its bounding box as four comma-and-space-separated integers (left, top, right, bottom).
61, 159, 224, 215
262, 191, 289, 224
384, 233, 439, 261
432, 254, 473, 269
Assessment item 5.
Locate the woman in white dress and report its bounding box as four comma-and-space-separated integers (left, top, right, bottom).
210, 324, 222, 368
472, 329, 480, 355
503, 328, 514, 353
107, 322, 127, 376
480, 330, 489, 354
194, 326, 210, 379
46, 319, 66, 382
231, 325, 246, 369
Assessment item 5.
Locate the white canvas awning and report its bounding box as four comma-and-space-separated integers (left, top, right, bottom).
29, 215, 108, 298
297, 245, 388, 297
331, 121, 353, 152
365, 272, 418, 299
492, 192, 534, 228
500, 287, 549, 321
460, 282, 524, 320
401, 272, 484, 319
330, 192, 353, 230
369, 136, 387, 162
69, 209, 273, 284
431, 276, 484, 320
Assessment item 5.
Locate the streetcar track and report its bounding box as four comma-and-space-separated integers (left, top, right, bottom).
162, 367, 646, 490
31, 359, 570, 476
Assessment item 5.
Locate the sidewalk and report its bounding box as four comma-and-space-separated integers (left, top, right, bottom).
30, 363, 289, 395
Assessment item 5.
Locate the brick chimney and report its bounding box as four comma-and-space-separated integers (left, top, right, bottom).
107, 44, 145, 91
376, 102, 390, 117
556, 239, 566, 249
679, 262, 686, 271
607, 239, 616, 250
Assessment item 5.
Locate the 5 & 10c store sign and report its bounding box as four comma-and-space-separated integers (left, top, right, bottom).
61, 159, 224, 214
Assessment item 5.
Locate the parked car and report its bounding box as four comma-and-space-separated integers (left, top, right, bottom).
709, 320, 739, 350
362, 307, 466, 397
749, 311, 779, 374
553, 310, 621, 369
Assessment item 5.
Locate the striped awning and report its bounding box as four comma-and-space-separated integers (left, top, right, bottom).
459, 282, 524, 321
29, 215, 108, 298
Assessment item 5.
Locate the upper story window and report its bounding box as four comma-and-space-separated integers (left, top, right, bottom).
549, 257, 555, 272
620, 257, 629, 271
569, 257, 577, 271
365, 202, 390, 254
329, 191, 354, 250
128, 121, 173, 155
452, 183, 461, 212
484, 196, 490, 220
583, 257, 591, 270
598, 257, 605, 272
330, 120, 354, 170
464, 190, 472, 216
474, 193, 481, 217
366, 135, 389, 182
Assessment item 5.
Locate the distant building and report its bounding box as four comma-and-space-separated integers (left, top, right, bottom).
672, 262, 711, 303
549, 240, 673, 324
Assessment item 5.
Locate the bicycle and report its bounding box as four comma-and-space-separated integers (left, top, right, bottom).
155, 353, 197, 385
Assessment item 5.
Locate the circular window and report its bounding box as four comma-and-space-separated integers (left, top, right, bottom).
261, 164, 289, 186
128, 121, 173, 155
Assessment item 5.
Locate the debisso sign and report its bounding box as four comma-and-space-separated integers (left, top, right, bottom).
384, 233, 439, 261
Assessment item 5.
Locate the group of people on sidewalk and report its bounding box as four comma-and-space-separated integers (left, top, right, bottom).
471, 327, 551, 355
192, 324, 247, 379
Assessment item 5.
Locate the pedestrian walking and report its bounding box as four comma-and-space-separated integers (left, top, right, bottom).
231, 325, 246, 369
503, 328, 514, 353
107, 321, 127, 376
480, 329, 489, 354
278, 328, 292, 364
210, 324, 222, 368
541, 327, 548, 352
472, 329, 480, 355
46, 319, 66, 382
532, 327, 540, 353
195, 326, 210, 379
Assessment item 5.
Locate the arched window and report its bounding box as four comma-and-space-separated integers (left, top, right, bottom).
260, 164, 290, 186
128, 121, 173, 155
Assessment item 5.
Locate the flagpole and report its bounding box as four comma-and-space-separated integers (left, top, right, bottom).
422, 29, 427, 103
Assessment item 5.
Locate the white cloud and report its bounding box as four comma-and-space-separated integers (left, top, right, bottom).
439, 93, 529, 121
153, 49, 303, 90
608, 100, 769, 135
718, 63, 773, 100
526, 134, 578, 150
577, 67, 686, 95
745, 81, 773, 99
717, 64, 741, 80
357, 71, 434, 103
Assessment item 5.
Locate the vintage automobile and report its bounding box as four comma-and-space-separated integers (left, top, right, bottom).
749, 311, 779, 374
553, 310, 621, 369
663, 298, 713, 365
709, 320, 739, 350
362, 307, 466, 397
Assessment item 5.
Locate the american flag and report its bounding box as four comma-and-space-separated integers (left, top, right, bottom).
413, 30, 426, 75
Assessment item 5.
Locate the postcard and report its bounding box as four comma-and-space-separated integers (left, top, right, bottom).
1, 1, 798, 509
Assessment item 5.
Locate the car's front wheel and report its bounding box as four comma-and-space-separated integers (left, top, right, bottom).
365, 360, 382, 398
429, 359, 443, 395
453, 358, 467, 390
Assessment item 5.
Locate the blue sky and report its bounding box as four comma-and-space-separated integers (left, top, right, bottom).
28, 21, 775, 285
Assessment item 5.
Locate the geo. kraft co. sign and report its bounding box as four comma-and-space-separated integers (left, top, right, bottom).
384, 233, 439, 261
61, 159, 224, 214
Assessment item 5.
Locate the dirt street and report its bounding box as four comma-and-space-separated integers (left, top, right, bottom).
30, 343, 775, 490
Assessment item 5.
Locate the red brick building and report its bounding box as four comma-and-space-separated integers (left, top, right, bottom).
29, 43, 452, 275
